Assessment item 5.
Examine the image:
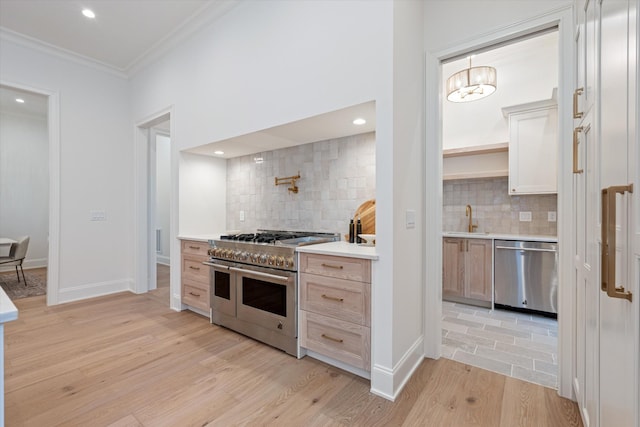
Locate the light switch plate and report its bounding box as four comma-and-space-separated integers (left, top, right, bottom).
519, 211, 532, 222
548, 211, 557, 222
239, 210, 245, 222
406, 209, 416, 229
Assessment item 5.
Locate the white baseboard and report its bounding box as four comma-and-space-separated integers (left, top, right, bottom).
57, 278, 133, 304
156, 256, 170, 266
370, 335, 424, 401
0, 257, 47, 273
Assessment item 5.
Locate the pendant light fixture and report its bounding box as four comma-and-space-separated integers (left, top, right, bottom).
446, 56, 497, 102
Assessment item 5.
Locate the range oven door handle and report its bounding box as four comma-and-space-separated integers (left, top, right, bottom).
229, 267, 290, 282
203, 262, 229, 271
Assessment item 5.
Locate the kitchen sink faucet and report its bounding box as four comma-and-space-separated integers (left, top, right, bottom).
465, 204, 478, 233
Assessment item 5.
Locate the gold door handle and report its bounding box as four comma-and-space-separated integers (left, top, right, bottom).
321, 333, 344, 343
573, 126, 585, 174
601, 184, 633, 301
573, 87, 584, 118
321, 263, 343, 269
321, 294, 344, 302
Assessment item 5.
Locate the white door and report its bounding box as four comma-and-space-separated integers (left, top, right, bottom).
597, 1, 638, 426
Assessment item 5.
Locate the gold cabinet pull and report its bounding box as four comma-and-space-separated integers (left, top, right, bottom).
189, 245, 200, 250
601, 184, 633, 301
321, 333, 344, 343
573, 126, 585, 174
573, 87, 584, 118
189, 291, 201, 297
189, 265, 200, 270
321, 294, 344, 302
321, 263, 343, 269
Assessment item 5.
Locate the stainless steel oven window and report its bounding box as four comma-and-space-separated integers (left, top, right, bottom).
214, 270, 231, 300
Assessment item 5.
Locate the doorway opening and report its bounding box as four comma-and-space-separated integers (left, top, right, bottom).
0, 84, 52, 301
134, 110, 173, 307
439, 29, 562, 388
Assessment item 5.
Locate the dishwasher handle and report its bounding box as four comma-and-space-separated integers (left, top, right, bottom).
495, 246, 557, 253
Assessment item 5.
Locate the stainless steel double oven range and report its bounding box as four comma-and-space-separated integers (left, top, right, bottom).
204, 230, 339, 356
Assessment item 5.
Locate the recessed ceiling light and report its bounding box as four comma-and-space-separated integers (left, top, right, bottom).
353, 118, 366, 125
82, 9, 96, 19
15, 98, 25, 103
214, 150, 224, 155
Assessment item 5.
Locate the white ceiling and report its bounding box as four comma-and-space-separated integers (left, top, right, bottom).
0, 0, 236, 73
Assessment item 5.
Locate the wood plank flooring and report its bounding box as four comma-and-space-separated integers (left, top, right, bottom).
4, 289, 582, 426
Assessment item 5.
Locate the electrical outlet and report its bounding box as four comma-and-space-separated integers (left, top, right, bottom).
548, 211, 557, 222
239, 210, 245, 222
519, 211, 532, 222
90, 210, 106, 221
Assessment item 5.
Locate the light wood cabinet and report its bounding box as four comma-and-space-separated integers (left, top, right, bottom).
442, 237, 492, 304
180, 239, 210, 312
299, 253, 371, 373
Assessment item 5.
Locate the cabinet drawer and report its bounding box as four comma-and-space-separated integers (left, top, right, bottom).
299, 253, 371, 283
300, 273, 370, 326
300, 311, 370, 371
182, 281, 210, 311
182, 256, 208, 284
181, 240, 209, 258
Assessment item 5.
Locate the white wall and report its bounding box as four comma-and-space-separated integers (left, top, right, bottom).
0, 36, 133, 303
179, 152, 227, 236
155, 134, 171, 264
0, 110, 48, 268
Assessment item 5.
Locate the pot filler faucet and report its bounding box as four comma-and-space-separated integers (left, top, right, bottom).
465, 204, 478, 233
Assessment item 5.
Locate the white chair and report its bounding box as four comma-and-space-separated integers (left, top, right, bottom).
0, 236, 30, 286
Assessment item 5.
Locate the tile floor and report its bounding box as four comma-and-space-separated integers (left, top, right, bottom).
441, 301, 558, 389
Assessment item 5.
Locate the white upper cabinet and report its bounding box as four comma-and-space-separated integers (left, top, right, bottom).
503, 98, 558, 195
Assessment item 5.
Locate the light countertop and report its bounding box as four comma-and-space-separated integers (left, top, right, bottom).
177, 234, 220, 243
0, 288, 18, 323
296, 241, 379, 260
442, 231, 557, 243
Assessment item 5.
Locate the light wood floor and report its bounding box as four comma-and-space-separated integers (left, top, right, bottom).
4, 289, 582, 426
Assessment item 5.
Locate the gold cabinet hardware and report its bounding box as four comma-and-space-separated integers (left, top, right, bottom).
601, 184, 633, 301
321, 294, 344, 302
573, 126, 585, 174
573, 87, 584, 118
189, 291, 201, 297
189, 245, 200, 250
321, 263, 344, 269
321, 333, 344, 343
189, 266, 200, 270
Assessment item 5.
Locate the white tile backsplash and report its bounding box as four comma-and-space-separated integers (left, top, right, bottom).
443, 177, 557, 236
226, 132, 375, 236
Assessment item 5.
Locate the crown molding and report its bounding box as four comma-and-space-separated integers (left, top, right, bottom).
126, 0, 240, 76
0, 27, 128, 79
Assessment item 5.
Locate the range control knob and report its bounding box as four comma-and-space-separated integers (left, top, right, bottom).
268, 255, 276, 265
276, 256, 284, 267
284, 257, 294, 268
259, 254, 268, 264
251, 253, 259, 263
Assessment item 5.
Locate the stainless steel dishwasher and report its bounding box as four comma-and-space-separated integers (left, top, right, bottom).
494, 240, 558, 315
